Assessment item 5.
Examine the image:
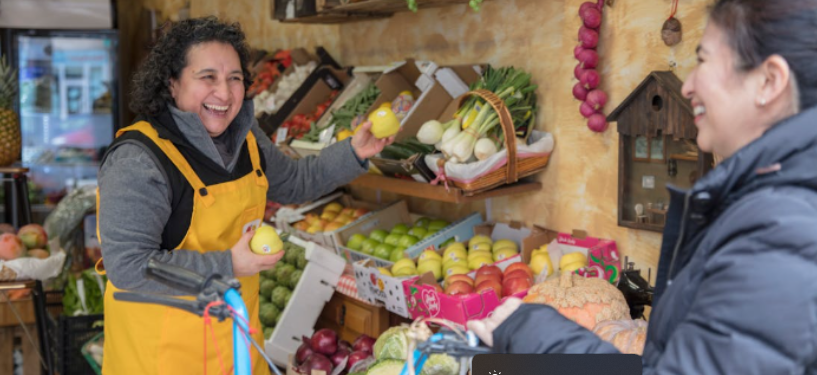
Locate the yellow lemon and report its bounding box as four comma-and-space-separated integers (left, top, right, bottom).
337, 129, 354, 142
559, 252, 588, 270
530, 252, 553, 277
377, 267, 393, 277
417, 260, 443, 280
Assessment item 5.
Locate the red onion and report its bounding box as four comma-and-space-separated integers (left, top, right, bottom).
575, 64, 587, 80
330, 349, 350, 368
580, 101, 597, 118
338, 340, 353, 353
311, 329, 338, 356
347, 351, 371, 371
574, 45, 586, 59
573, 83, 589, 101
352, 335, 376, 354
577, 49, 599, 69
581, 69, 601, 90
587, 113, 609, 132
586, 90, 608, 110
579, 26, 599, 49
296, 336, 314, 366
299, 353, 333, 375
579, 2, 596, 17
582, 7, 602, 29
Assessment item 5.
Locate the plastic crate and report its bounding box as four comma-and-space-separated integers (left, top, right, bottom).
81, 332, 104, 375
57, 314, 104, 375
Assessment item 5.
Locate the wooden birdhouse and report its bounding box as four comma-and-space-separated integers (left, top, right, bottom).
607, 71, 713, 232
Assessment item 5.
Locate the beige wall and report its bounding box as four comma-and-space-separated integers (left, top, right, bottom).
121, 0, 713, 275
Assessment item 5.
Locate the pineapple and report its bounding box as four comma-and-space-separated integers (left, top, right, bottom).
0, 55, 20, 167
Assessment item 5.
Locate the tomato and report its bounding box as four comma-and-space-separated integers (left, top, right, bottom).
291, 114, 307, 125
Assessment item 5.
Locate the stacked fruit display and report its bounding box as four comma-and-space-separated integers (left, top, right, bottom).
291, 202, 370, 234
438, 235, 519, 280
345, 217, 449, 262
526, 244, 588, 277
0, 223, 50, 260
442, 263, 534, 298
259, 241, 307, 339
294, 329, 376, 375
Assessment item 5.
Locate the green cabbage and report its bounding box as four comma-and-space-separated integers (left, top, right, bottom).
374, 326, 410, 360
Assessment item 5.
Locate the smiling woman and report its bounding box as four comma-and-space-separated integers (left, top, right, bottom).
95, 16, 394, 375
169, 42, 246, 137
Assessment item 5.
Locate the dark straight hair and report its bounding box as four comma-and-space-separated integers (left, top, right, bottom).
709, 0, 817, 110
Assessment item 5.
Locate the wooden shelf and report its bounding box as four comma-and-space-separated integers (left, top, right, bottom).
348, 174, 541, 204
278, 0, 483, 24
670, 153, 698, 162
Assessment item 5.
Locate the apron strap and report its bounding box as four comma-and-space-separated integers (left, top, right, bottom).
118, 122, 217, 208
245, 131, 268, 187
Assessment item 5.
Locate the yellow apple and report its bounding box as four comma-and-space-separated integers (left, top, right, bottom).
250, 226, 283, 255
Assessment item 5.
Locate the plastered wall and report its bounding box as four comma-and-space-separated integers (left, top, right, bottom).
122, 0, 713, 276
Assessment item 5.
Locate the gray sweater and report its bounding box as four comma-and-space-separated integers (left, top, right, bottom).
98, 100, 366, 295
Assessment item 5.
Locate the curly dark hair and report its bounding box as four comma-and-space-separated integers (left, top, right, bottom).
130, 16, 253, 115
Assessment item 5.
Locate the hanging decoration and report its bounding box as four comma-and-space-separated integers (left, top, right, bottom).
662, 0, 683, 46
573, 0, 609, 132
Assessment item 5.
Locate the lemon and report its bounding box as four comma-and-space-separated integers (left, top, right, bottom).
468, 235, 492, 249
417, 260, 442, 280
444, 266, 471, 278
492, 239, 518, 254
530, 252, 553, 276
418, 250, 442, 264
468, 256, 493, 270
368, 107, 401, 139
559, 253, 588, 270
467, 250, 492, 262
250, 226, 284, 255
391, 258, 417, 275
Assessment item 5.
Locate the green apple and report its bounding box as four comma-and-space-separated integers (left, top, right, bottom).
346, 233, 367, 251
384, 233, 402, 246
408, 226, 427, 238
422, 230, 438, 240
390, 247, 407, 262
414, 217, 432, 229
391, 223, 410, 235
359, 239, 380, 255
369, 229, 389, 243
439, 237, 456, 248
373, 243, 395, 259
398, 234, 419, 248
428, 220, 450, 232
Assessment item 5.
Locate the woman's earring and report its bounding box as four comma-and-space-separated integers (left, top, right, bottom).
759, 98, 766, 106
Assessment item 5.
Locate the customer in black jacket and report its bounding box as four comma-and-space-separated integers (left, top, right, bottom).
468, 1, 817, 373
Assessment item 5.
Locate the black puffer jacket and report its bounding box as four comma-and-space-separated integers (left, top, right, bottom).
492, 106, 817, 374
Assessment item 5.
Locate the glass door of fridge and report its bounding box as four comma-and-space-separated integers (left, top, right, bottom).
12, 30, 118, 212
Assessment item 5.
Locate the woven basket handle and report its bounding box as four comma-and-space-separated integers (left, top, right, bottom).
457, 89, 518, 184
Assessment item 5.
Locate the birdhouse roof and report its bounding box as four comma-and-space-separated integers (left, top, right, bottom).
607, 71, 692, 121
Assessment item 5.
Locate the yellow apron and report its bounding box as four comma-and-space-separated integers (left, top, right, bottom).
98, 121, 270, 375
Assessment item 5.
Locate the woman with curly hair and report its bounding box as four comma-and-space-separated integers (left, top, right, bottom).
96, 16, 391, 374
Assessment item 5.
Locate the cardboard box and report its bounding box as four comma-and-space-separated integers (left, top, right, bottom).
540, 230, 622, 284
369, 63, 484, 180
398, 222, 558, 328
265, 236, 346, 367
336, 201, 483, 268
275, 191, 382, 251
352, 259, 419, 318
401, 258, 525, 330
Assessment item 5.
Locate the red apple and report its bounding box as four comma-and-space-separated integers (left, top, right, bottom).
504, 269, 534, 285
475, 265, 503, 279
475, 273, 502, 287
445, 280, 475, 296
432, 283, 444, 294
503, 276, 533, 297
503, 262, 534, 279
446, 274, 474, 288
352, 208, 369, 219
475, 279, 503, 296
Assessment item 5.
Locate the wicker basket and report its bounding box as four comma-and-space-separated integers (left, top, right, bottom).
447, 89, 551, 195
